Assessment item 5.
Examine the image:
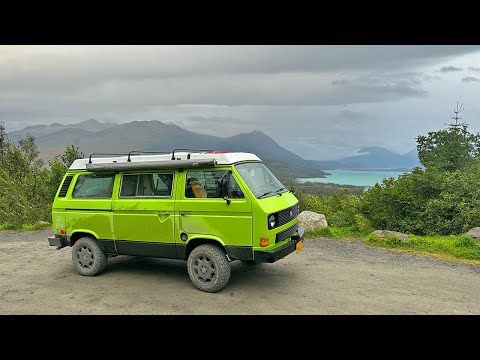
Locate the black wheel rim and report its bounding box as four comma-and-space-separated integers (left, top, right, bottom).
77, 246, 94, 269
193, 255, 216, 284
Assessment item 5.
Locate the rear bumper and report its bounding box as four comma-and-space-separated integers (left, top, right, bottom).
254, 227, 304, 263
48, 235, 70, 250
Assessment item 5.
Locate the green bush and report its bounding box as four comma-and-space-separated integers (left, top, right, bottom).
297, 189, 361, 228
359, 160, 480, 235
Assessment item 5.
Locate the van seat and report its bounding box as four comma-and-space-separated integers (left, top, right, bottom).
188, 177, 208, 198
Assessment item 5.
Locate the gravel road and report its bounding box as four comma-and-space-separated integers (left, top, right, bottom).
1, 229, 479, 314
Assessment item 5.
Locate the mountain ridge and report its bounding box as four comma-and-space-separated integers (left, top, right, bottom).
6, 119, 419, 173
7, 119, 328, 180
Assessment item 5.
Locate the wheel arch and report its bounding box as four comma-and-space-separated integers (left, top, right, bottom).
70, 230, 99, 246
185, 235, 227, 259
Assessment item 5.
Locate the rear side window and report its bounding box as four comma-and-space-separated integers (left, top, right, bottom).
58, 175, 73, 197
72, 174, 115, 198
120, 173, 174, 197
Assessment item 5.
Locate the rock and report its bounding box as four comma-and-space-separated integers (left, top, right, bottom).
466, 227, 480, 240
298, 211, 328, 231
372, 230, 409, 242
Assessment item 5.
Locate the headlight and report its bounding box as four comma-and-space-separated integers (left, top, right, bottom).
268, 214, 276, 229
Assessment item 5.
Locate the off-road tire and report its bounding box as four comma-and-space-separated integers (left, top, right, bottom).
72, 236, 108, 276
187, 244, 231, 293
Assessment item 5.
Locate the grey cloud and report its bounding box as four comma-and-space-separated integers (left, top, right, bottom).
0, 46, 475, 114
462, 76, 480, 83
424, 74, 442, 81
332, 79, 349, 86
438, 65, 463, 72
1, 45, 480, 160
338, 109, 367, 120
468, 66, 480, 71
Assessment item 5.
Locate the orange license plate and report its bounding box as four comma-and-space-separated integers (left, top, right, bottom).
296, 240, 303, 253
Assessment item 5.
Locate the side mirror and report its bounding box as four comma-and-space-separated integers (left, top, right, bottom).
220, 170, 232, 204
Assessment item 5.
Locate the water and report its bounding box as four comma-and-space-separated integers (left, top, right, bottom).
297, 169, 407, 187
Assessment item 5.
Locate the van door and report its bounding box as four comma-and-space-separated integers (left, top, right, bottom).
66, 173, 115, 242
176, 168, 252, 258
112, 172, 176, 258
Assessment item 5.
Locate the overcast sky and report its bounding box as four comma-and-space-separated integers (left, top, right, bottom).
1, 45, 480, 160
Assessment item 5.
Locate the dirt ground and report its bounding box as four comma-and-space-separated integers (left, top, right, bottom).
1, 228, 479, 314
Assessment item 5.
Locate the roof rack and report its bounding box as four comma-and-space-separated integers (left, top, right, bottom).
171, 148, 212, 160
127, 150, 171, 162
88, 149, 214, 164
88, 153, 129, 164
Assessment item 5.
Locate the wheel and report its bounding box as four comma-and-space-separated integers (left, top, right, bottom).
187, 244, 231, 293
71, 236, 108, 276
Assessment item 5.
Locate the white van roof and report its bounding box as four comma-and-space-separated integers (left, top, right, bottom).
69, 151, 262, 171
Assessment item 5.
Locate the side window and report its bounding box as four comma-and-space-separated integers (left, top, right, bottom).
227, 173, 244, 199
120, 173, 174, 197
185, 170, 244, 199
72, 174, 115, 199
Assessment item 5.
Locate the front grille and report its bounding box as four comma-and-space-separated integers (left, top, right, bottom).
58, 176, 73, 197
277, 203, 299, 227
276, 222, 299, 243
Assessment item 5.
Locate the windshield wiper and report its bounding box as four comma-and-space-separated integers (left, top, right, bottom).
258, 191, 275, 199
258, 188, 287, 198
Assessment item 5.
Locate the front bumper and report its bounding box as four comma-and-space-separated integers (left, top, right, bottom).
48, 235, 70, 250
254, 227, 304, 263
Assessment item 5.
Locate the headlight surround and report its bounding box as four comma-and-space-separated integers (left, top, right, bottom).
268, 214, 276, 229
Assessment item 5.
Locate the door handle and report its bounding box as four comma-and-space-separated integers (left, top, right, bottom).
179, 211, 191, 216
157, 211, 170, 215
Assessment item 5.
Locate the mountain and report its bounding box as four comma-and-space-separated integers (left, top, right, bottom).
308, 146, 419, 170
7, 119, 420, 176
7, 119, 115, 144
7, 120, 327, 180
214, 131, 305, 164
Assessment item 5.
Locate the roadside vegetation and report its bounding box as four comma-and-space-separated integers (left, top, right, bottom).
366, 233, 480, 262
0, 123, 83, 230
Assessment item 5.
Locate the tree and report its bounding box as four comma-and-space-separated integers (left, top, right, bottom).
0, 134, 50, 227
0, 121, 5, 161
416, 104, 480, 172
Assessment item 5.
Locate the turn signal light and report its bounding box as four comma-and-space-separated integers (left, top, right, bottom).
60, 229, 66, 234
260, 237, 269, 247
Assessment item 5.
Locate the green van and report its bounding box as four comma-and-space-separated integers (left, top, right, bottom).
48, 149, 304, 292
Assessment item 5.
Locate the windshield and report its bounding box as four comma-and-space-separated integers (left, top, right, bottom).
235, 162, 287, 199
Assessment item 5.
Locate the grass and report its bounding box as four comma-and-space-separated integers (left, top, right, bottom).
366, 233, 480, 261
306, 225, 480, 263
0, 222, 52, 231
305, 226, 369, 239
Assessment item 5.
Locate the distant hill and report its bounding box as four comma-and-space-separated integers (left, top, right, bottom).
7, 119, 115, 144
308, 146, 420, 170
7, 120, 327, 180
